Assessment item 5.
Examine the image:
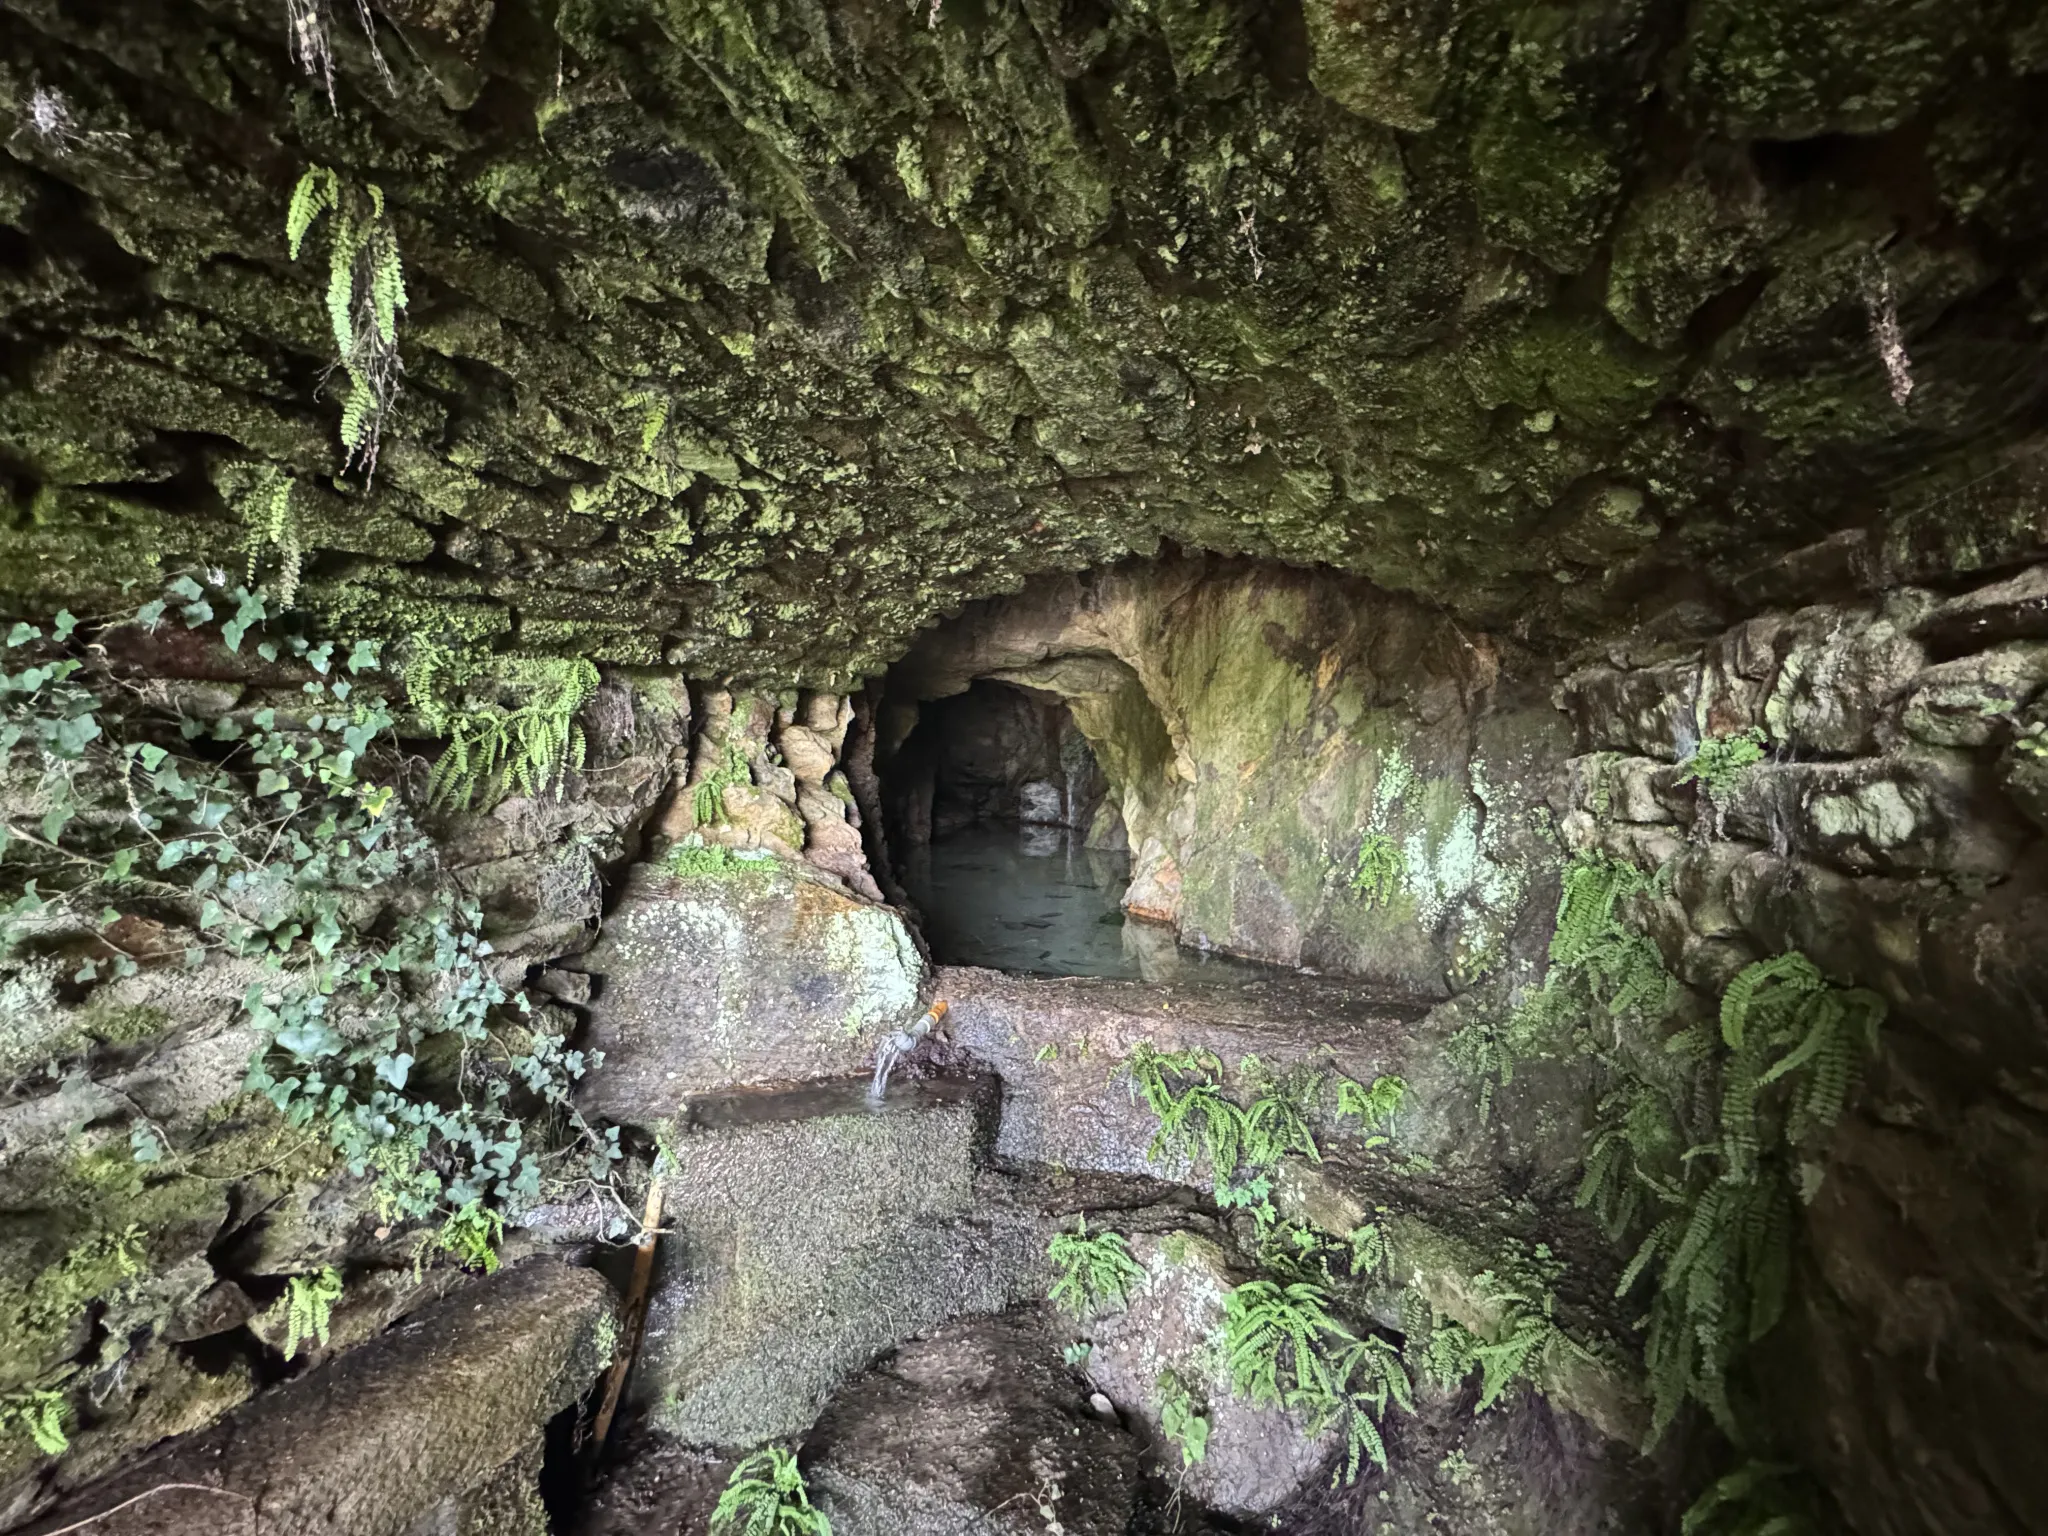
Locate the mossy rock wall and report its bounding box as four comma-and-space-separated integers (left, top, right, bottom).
2, 0, 2046, 678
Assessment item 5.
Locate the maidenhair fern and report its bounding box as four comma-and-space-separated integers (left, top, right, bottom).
1454, 852, 1677, 1120
1675, 728, 1766, 797
1222, 1279, 1412, 1482
1621, 1166, 1795, 1443
1717, 953, 1885, 1187
1238, 1055, 1323, 1168
1575, 1082, 1684, 1242
283, 1265, 343, 1360
1048, 1218, 1144, 1317
1334, 1073, 1405, 1147
1682, 1460, 1829, 1536
432, 1201, 506, 1274
405, 641, 600, 811
235, 464, 303, 605
691, 739, 753, 828
622, 387, 671, 454
1349, 831, 1404, 906
0, 1389, 68, 1457
711, 1447, 832, 1536
288, 164, 407, 478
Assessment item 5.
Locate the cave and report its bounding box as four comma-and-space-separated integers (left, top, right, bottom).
877, 677, 1138, 977
5, 5, 2048, 1536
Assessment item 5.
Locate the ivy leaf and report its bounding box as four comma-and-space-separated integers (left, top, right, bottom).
137, 744, 168, 771
347, 639, 380, 673
375, 1052, 413, 1089
52, 610, 77, 639
50, 713, 101, 757
166, 576, 203, 602
108, 847, 138, 879
40, 806, 73, 844
256, 769, 290, 796
135, 599, 167, 630
257, 640, 280, 662
180, 599, 214, 628
157, 840, 196, 870
276, 1018, 343, 1060
310, 910, 343, 958
5, 622, 39, 647
129, 1123, 164, 1164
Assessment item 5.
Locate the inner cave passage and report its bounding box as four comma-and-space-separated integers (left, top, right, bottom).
875, 678, 1253, 982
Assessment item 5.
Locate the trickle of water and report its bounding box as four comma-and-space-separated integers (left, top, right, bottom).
868, 1000, 949, 1101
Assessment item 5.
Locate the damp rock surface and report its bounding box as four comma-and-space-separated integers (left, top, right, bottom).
807, 1309, 1139, 1536
635, 1076, 1046, 1447
574, 861, 926, 1116
16, 1262, 615, 1536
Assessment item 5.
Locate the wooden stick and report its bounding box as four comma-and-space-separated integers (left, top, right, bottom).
589, 1175, 665, 1455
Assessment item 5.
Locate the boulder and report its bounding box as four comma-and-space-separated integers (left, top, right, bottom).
934, 966, 1537, 1189
1079, 1231, 1335, 1517
1895, 643, 2048, 747
809, 1309, 1138, 1536
636, 1077, 1046, 1446
574, 861, 924, 1118
1912, 563, 2048, 654
19, 1262, 616, 1536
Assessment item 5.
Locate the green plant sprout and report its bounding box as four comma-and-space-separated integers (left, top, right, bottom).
283, 1266, 343, 1360
1349, 831, 1405, 906
1157, 1369, 1210, 1466
1048, 1219, 1144, 1317
1335, 1074, 1405, 1146
0, 1389, 69, 1457
1675, 728, 1765, 796
711, 1447, 832, 1536
431, 1201, 506, 1275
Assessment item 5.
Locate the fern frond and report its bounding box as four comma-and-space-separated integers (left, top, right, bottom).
286, 165, 338, 259
283, 1265, 343, 1359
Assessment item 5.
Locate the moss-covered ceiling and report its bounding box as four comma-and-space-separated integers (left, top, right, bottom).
3, 0, 2047, 683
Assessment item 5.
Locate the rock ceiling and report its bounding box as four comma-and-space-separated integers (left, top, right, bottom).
2, 0, 2046, 682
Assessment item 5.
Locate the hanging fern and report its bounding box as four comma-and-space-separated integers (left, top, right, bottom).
406, 641, 600, 812
1620, 1168, 1795, 1444
235, 464, 303, 604
287, 165, 407, 478
1575, 1082, 1684, 1241
1718, 953, 1886, 1185
1349, 831, 1405, 906
283, 1265, 343, 1360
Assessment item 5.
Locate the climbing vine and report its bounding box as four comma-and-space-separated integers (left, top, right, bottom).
0, 581, 617, 1232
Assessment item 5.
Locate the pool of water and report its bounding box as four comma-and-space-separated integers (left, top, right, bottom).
898, 825, 1279, 983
